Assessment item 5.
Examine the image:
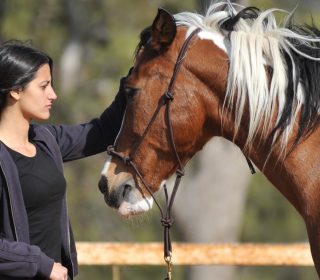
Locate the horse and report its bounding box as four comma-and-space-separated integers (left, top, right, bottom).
98, 1, 320, 276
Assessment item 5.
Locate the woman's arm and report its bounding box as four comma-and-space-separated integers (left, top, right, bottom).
45, 76, 127, 162
0, 237, 54, 278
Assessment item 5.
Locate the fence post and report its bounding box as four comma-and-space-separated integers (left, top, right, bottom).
112, 265, 120, 280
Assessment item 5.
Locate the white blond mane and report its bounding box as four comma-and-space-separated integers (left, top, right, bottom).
174, 1, 320, 155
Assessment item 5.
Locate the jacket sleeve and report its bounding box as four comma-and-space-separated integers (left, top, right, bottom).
0, 237, 54, 278
45, 79, 127, 162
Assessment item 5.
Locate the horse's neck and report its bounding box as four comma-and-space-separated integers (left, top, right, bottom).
190, 42, 285, 192
190, 40, 277, 161
189, 34, 320, 216
232, 116, 320, 216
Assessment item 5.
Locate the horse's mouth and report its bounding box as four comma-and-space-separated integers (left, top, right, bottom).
118, 197, 154, 217
100, 176, 154, 217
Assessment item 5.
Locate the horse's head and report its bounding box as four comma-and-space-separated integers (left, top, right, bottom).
99, 8, 229, 217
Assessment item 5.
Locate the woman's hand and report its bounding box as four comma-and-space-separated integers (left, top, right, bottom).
49, 262, 68, 280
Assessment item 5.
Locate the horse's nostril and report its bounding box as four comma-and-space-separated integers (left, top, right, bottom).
123, 184, 132, 198
98, 176, 108, 194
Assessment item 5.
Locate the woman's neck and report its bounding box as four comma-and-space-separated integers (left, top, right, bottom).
0, 107, 34, 155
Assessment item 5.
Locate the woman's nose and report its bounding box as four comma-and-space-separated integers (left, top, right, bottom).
49, 87, 57, 100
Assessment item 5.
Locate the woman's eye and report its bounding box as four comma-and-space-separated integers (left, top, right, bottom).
41, 83, 49, 90
124, 87, 139, 98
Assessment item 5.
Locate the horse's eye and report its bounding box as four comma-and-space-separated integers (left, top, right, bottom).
124, 87, 139, 98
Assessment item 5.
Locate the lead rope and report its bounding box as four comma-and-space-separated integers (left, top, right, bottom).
107, 145, 183, 280
159, 28, 202, 280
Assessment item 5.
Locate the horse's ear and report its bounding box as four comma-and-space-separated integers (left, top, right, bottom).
150, 8, 177, 51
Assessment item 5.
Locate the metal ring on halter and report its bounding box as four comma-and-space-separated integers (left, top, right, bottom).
164, 254, 173, 280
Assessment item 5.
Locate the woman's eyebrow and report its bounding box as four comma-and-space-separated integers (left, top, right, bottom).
39, 80, 51, 85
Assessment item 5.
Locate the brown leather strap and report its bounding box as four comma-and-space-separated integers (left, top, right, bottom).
107, 28, 201, 262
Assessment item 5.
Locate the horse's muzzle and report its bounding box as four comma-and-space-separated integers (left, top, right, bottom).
98, 175, 108, 194
98, 175, 121, 209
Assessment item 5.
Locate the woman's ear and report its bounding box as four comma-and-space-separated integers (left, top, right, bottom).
9, 90, 21, 101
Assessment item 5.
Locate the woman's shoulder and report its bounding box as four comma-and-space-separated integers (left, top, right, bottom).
29, 124, 60, 153
29, 124, 57, 140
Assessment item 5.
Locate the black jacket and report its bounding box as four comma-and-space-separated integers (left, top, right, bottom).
0, 90, 126, 279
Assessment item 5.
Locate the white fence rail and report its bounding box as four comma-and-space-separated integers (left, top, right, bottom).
76, 242, 313, 266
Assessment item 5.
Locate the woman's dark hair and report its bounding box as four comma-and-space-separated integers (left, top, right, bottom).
0, 40, 53, 111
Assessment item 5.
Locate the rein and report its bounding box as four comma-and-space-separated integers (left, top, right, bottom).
107, 27, 255, 279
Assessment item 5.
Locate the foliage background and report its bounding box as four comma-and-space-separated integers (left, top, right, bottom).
1, 0, 320, 279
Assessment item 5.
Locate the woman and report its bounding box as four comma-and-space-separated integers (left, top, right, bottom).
0, 41, 127, 279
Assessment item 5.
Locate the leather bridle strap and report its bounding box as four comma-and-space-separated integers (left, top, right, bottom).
107, 28, 201, 276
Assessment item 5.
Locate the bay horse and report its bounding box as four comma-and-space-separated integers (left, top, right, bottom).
99, 1, 320, 276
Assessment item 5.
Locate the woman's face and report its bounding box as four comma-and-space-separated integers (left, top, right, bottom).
18, 63, 57, 121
